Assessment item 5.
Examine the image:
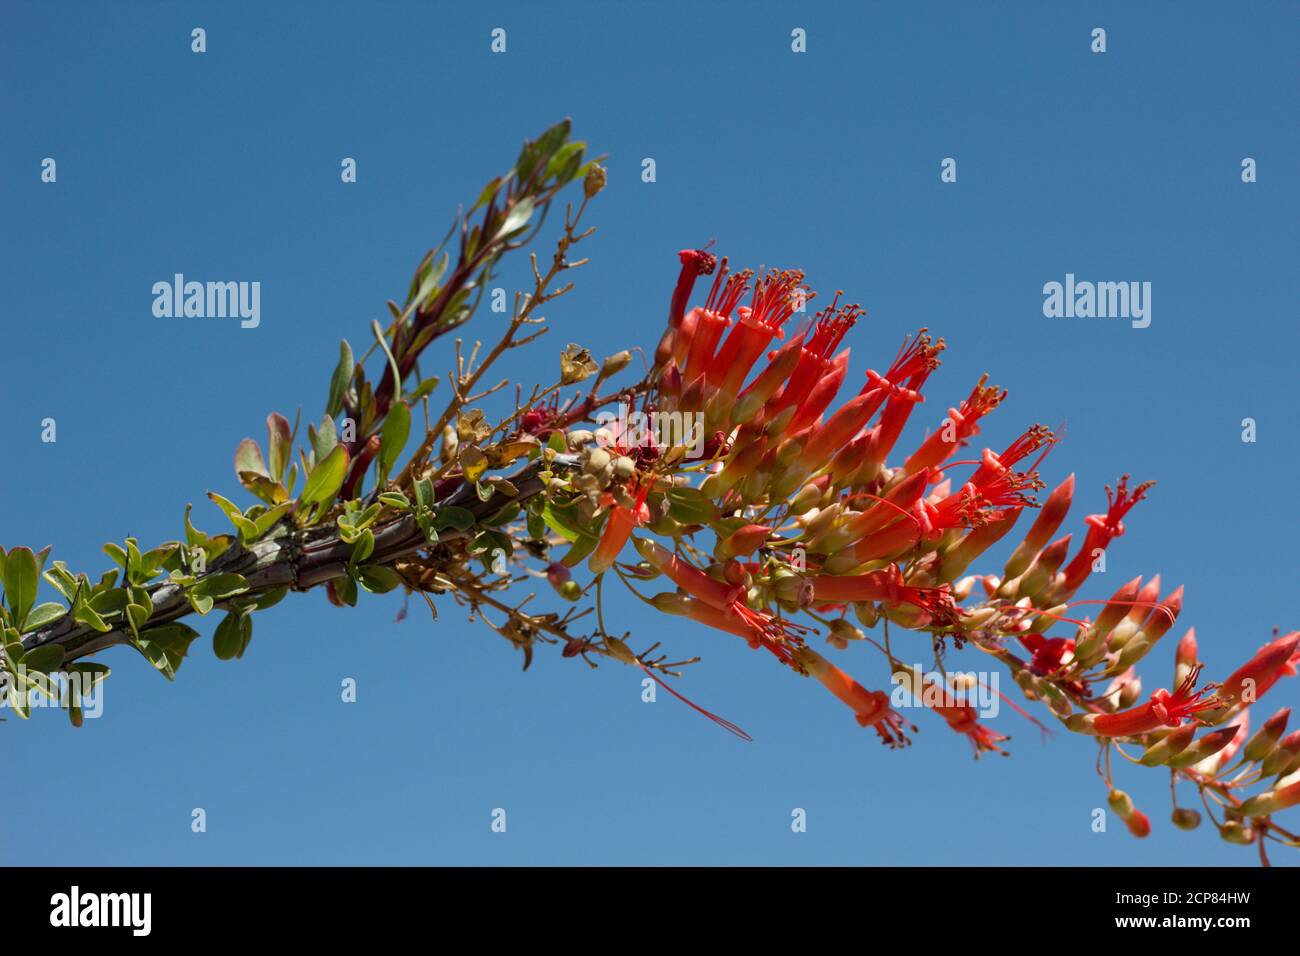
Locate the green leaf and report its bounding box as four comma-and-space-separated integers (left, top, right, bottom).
326, 339, 354, 418
562, 534, 599, 568
312, 415, 338, 463
411, 252, 449, 313
43, 562, 79, 603
235, 438, 269, 479
407, 376, 440, 402
433, 506, 476, 532
498, 196, 536, 239
666, 487, 718, 526
89, 587, 129, 616
21, 602, 66, 633
20, 642, 65, 674
254, 586, 288, 611
414, 477, 435, 512
483, 501, 521, 528
267, 413, 293, 482
238, 471, 289, 506
2, 546, 39, 629
68, 661, 111, 686
378, 492, 411, 511
336, 574, 358, 607
546, 140, 586, 184
542, 502, 595, 544
526, 506, 546, 540
72, 583, 111, 632
356, 565, 401, 594
190, 573, 250, 602
349, 529, 375, 568
250, 501, 293, 540
516, 118, 570, 185
471, 175, 505, 213
379, 402, 411, 480
141, 623, 199, 656
300, 444, 349, 508
102, 541, 128, 570
213, 611, 252, 661
132, 638, 175, 680
208, 492, 258, 540
416, 513, 438, 545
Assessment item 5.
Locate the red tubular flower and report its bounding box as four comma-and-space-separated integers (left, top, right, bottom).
668, 247, 716, 330
928, 466, 1042, 534
768, 300, 862, 415
800, 388, 886, 472
938, 506, 1024, 580
589, 484, 650, 574
902, 375, 1006, 475
787, 348, 849, 433
931, 699, 1011, 757
855, 334, 945, 480
730, 334, 805, 426
809, 565, 958, 627
796, 646, 912, 747
822, 468, 932, 551
1083, 667, 1219, 737
682, 264, 751, 385
1020, 633, 1075, 676
718, 524, 771, 559
708, 269, 805, 398
968, 424, 1055, 489
846, 509, 931, 563
1239, 779, 1300, 818
1057, 475, 1155, 595
1004, 472, 1074, 578
634, 537, 800, 663
1211, 631, 1300, 712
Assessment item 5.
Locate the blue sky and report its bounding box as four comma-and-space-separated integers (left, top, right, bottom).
1, 0, 1297, 865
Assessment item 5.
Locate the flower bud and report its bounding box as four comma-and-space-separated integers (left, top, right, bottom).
717, 524, 771, 559
1117, 676, 1143, 709
1174, 627, 1199, 688
583, 162, 607, 199
1166, 725, 1243, 769
601, 350, 632, 378
1138, 722, 1197, 765
649, 591, 691, 615
1107, 789, 1135, 818
829, 618, 865, 646
853, 601, 880, 628
440, 424, 459, 463
1017, 534, 1072, 602
1244, 707, 1291, 763
788, 478, 829, 516
1171, 807, 1201, 831
1218, 820, 1253, 845
1237, 780, 1300, 818
1125, 810, 1151, 839
773, 572, 814, 610
1003, 474, 1074, 578
546, 562, 570, 589
1261, 729, 1300, 777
